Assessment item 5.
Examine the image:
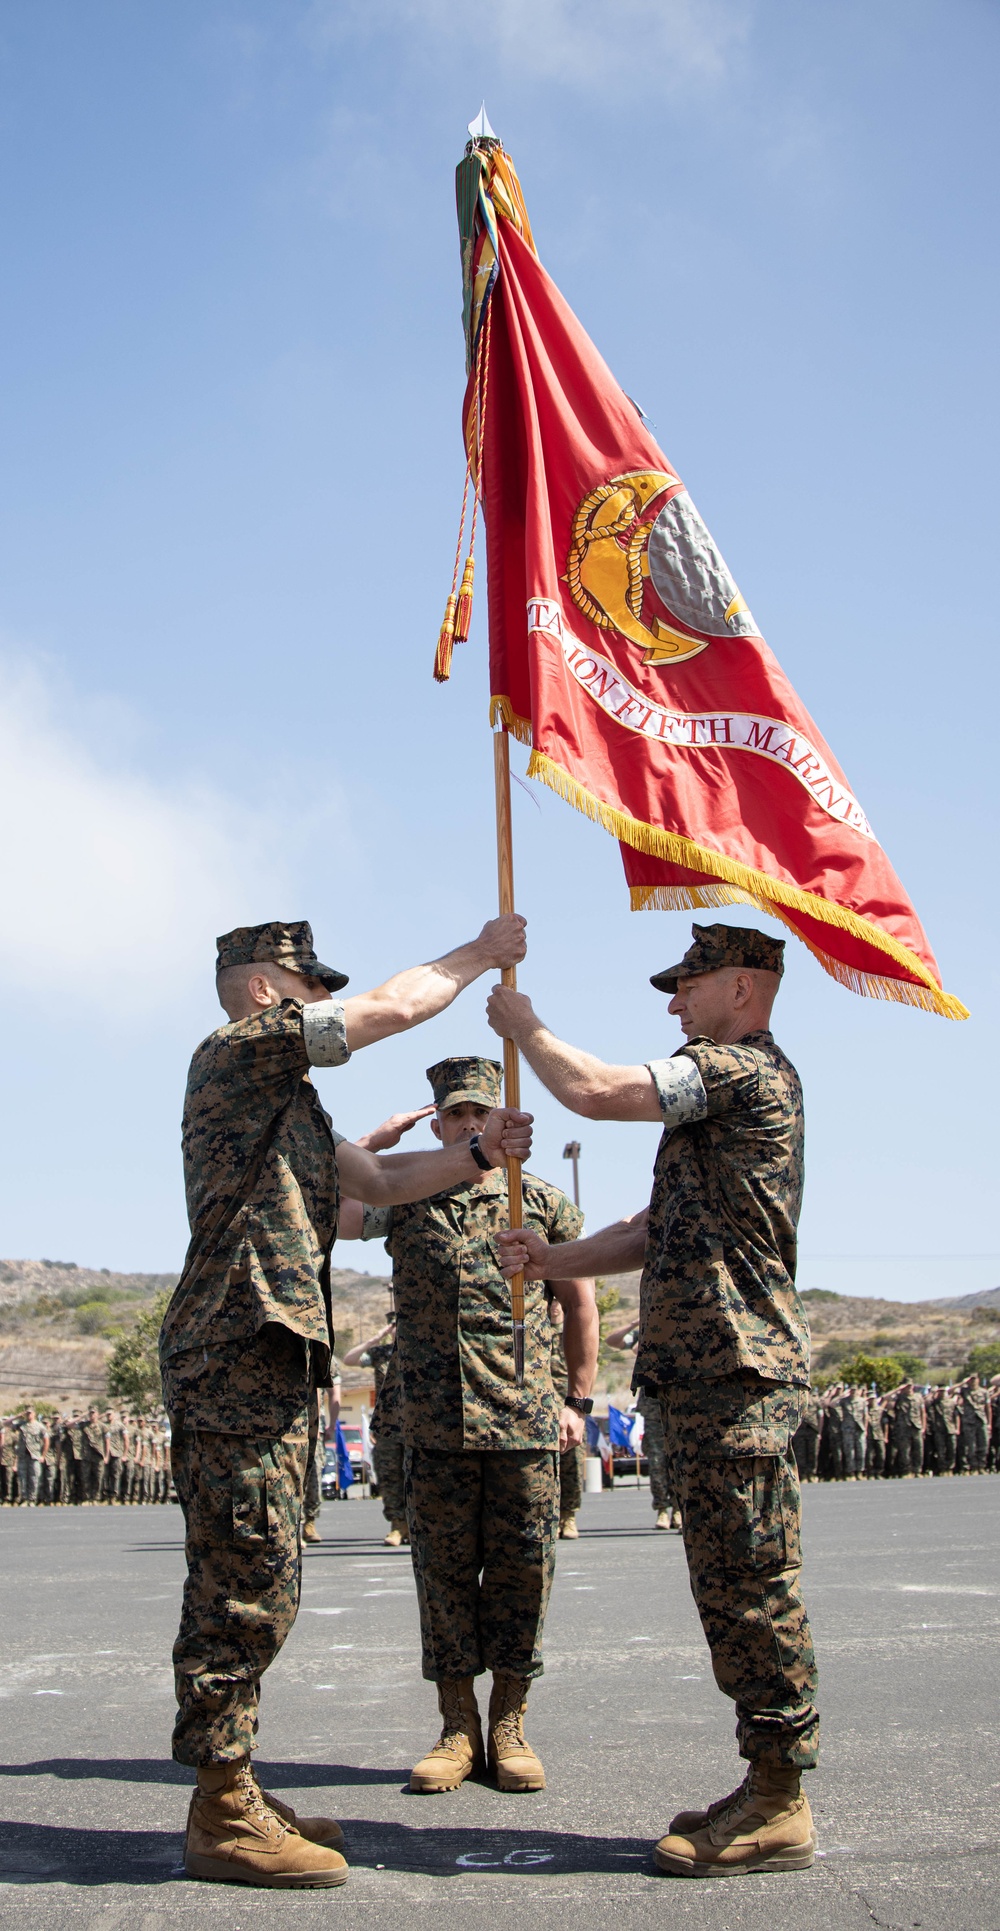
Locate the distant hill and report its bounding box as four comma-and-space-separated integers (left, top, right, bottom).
0, 1257, 390, 1309
926, 1285, 1000, 1311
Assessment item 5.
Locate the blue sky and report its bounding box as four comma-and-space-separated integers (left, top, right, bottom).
1, 1, 996, 1300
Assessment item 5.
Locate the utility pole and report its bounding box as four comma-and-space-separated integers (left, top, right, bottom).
562, 1141, 581, 1209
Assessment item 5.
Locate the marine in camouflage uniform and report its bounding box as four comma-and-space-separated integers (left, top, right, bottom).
17, 1410, 48, 1506
490, 924, 821, 1878
0, 1418, 18, 1504
343, 1325, 406, 1541
352, 1056, 596, 1795
81, 1408, 107, 1503
890, 1383, 926, 1477
605, 1321, 679, 1527
792, 1389, 822, 1482
865, 1392, 887, 1478
40, 1416, 59, 1504
839, 1387, 868, 1481
159, 913, 529, 1889
957, 1376, 990, 1473
548, 1300, 585, 1534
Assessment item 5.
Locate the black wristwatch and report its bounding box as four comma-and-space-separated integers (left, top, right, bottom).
564, 1396, 594, 1415
468, 1133, 493, 1172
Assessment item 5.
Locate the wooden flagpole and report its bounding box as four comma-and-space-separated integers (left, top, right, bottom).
493, 728, 526, 1386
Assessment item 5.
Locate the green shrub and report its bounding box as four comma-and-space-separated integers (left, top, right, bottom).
962, 1340, 1000, 1380
838, 1352, 905, 1393
801, 1289, 841, 1303
107, 1291, 171, 1410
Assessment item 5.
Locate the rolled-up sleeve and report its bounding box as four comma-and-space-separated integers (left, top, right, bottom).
303, 1001, 351, 1067
361, 1204, 393, 1243
646, 1055, 708, 1127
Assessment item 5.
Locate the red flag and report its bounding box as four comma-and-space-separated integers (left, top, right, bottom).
450, 138, 965, 1020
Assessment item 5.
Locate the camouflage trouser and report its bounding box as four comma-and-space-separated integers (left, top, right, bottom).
17, 1455, 42, 1505
866, 1430, 885, 1478
658, 1376, 819, 1770
170, 1417, 311, 1766
0, 1463, 15, 1504
303, 1438, 323, 1524
639, 1394, 673, 1512
105, 1455, 124, 1502
792, 1422, 820, 1481
959, 1420, 989, 1472
405, 1445, 558, 1683
80, 1451, 103, 1503
892, 1423, 923, 1476
841, 1419, 866, 1479
373, 1435, 406, 1524
559, 1444, 584, 1519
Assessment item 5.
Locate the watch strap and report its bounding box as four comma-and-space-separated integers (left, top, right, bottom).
468, 1133, 493, 1172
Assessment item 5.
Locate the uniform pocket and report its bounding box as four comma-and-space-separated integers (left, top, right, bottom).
229, 1440, 268, 1558
717, 1452, 800, 1580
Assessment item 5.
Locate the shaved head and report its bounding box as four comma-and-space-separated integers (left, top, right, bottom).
216, 960, 330, 1020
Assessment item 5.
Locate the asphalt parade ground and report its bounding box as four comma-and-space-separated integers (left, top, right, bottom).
1, 1479, 998, 1931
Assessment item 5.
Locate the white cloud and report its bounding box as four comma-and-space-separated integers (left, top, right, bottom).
0, 656, 293, 1014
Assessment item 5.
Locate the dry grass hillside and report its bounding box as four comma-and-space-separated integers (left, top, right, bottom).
2, 1258, 997, 1412
0, 1258, 394, 1411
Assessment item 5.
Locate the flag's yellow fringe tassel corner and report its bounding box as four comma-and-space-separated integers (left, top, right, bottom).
515, 742, 968, 1021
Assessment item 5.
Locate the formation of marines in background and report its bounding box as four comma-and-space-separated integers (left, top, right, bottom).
5, 1368, 996, 1510
792, 1374, 998, 1481
0, 1405, 171, 1505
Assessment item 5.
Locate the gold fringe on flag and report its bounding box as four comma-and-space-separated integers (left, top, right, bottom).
498, 733, 968, 1020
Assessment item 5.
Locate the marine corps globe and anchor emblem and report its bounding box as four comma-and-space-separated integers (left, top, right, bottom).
565, 469, 760, 666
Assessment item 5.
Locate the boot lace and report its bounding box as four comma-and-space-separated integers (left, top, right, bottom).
234, 1763, 281, 1830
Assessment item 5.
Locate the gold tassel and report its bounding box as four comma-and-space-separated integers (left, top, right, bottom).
454, 554, 475, 645
434, 594, 458, 683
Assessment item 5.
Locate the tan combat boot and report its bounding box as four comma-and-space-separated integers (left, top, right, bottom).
302, 1520, 321, 1544
184, 1758, 348, 1887
487, 1672, 546, 1792
655, 1764, 815, 1877
409, 1677, 484, 1792
654, 1509, 671, 1530
559, 1514, 579, 1539
253, 1771, 345, 1848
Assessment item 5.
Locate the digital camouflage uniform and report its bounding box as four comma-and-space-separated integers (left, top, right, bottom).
958, 1383, 990, 1473
365, 1340, 406, 1526
105, 1416, 126, 1503
81, 1418, 106, 1503
16, 1417, 47, 1506
159, 931, 350, 1769
865, 1394, 887, 1478
635, 1019, 818, 1772
890, 1387, 925, 1476
638, 1390, 674, 1514
41, 1422, 59, 1504
0, 1421, 18, 1504
839, 1389, 868, 1479
549, 1323, 584, 1521
364, 1109, 582, 1684
792, 1390, 822, 1481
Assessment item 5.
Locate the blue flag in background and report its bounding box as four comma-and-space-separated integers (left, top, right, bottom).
607, 1404, 632, 1450
335, 1422, 355, 1489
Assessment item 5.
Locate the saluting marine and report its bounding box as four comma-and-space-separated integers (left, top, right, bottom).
342, 1055, 598, 1796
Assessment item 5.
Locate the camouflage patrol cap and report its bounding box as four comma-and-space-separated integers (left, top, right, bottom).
426, 1055, 503, 1112
650, 922, 785, 993
215, 920, 348, 992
